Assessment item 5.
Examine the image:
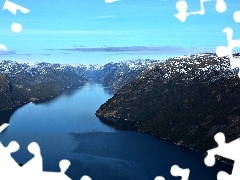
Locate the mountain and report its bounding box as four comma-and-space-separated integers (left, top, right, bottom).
96, 53, 240, 154
0, 60, 87, 110
0, 59, 161, 111
84, 59, 161, 89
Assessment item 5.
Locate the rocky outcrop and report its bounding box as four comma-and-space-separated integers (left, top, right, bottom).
0, 61, 87, 111
96, 53, 240, 154
84, 59, 161, 89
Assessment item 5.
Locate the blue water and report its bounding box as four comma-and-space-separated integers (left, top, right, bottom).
0, 82, 231, 180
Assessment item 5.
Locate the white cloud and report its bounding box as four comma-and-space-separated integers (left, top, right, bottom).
105, 0, 119, 3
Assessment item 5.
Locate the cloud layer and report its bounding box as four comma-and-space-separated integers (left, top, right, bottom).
48, 46, 190, 54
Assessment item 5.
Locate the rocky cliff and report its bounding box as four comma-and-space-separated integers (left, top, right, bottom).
0, 59, 160, 111
0, 61, 87, 111
84, 59, 161, 89
96, 53, 240, 154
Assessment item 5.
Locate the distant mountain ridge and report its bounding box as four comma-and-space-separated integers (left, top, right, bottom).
91, 59, 161, 89
96, 53, 240, 154
0, 59, 160, 111
0, 60, 87, 110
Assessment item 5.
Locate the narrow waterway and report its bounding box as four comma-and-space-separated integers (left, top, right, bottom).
0, 82, 231, 180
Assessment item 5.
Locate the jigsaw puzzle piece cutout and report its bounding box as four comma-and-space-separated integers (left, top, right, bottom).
205, 132, 240, 179
233, 11, 240, 23
175, 0, 226, 22
216, 27, 240, 77
205, 132, 237, 165
0, 141, 21, 178
175, 0, 188, 23
59, 159, 71, 175
175, 0, 210, 23
215, 0, 227, 13
154, 165, 190, 180
80, 175, 92, 180
0, 141, 20, 167
216, 28, 240, 58
171, 165, 190, 180
154, 176, 165, 180
217, 170, 237, 180
21, 142, 43, 174
24, 159, 71, 180
2, 0, 30, 15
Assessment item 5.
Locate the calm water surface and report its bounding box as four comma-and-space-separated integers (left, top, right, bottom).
0, 82, 231, 180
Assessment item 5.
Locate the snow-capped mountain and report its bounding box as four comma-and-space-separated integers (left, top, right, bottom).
140, 53, 239, 83
0, 58, 162, 110
93, 59, 162, 89
0, 59, 162, 89
96, 53, 240, 156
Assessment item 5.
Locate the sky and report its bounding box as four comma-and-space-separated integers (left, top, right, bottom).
0, 0, 239, 64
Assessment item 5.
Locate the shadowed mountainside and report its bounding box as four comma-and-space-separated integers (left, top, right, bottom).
96, 53, 240, 154
0, 61, 87, 111
0, 59, 160, 111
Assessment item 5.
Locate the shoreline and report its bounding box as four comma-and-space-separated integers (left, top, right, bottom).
95, 113, 233, 166
0, 84, 85, 112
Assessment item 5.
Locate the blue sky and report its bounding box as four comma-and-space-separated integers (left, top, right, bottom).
0, 0, 239, 64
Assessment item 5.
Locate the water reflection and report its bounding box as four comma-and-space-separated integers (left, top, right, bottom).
103, 87, 116, 96
33, 86, 85, 106
0, 84, 86, 124
68, 131, 232, 180
62, 88, 82, 97
0, 82, 232, 180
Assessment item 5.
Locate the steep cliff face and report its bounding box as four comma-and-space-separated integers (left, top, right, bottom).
96, 53, 240, 153
0, 74, 10, 93
0, 61, 87, 111
85, 59, 161, 89
0, 73, 28, 110
0, 59, 160, 111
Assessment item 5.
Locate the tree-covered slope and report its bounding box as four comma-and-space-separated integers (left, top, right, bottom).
0, 61, 87, 111
96, 53, 240, 153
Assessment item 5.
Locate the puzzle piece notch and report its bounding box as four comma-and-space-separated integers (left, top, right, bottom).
0, 141, 22, 179
175, 0, 227, 23
0, 139, 70, 179
233, 11, 240, 23
0, 126, 92, 180
204, 132, 225, 166
11, 23, 22, 33
21, 142, 43, 173
20, 143, 75, 180
80, 175, 92, 180
5, 141, 19, 153
154, 165, 190, 180
59, 159, 71, 174
40, 160, 93, 180
154, 176, 165, 180
216, 27, 240, 77
171, 165, 190, 180
215, 0, 227, 13
38, 160, 72, 180
217, 171, 235, 180
175, 0, 188, 22
2, 0, 30, 34
205, 132, 240, 180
